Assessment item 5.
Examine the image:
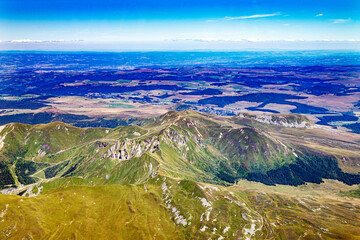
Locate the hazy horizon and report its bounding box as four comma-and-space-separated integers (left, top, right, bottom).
1, 0, 359, 50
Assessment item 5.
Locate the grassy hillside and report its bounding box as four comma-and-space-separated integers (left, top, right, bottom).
0, 176, 359, 239
0, 110, 360, 239
0, 110, 360, 188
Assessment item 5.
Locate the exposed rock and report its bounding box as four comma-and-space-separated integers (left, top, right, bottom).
161, 128, 188, 150
238, 113, 313, 128
37, 149, 46, 157
103, 137, 160, 160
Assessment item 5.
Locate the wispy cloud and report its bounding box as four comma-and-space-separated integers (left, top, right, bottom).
10, 39, 44, 43
172, 38, 360, 43
225, 13, 281, 20
7, 39, 83, 43
332, 18, 350, 24
316, 13, 324, 17
172, 38, 268, 43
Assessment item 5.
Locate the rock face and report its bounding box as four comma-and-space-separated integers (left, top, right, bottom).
161, 128, 188, 150
102, 127, 191, 161
238, 113, 313, 128
103, 137, 160, 160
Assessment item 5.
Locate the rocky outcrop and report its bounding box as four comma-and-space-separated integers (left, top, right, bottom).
103, 137, 160, 160
161, 128, 188, 150
238, 113, 313, 128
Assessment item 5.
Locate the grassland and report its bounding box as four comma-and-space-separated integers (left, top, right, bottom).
0, 176, 360, 239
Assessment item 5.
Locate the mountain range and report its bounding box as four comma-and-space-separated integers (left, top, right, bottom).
0, 110, 360, 239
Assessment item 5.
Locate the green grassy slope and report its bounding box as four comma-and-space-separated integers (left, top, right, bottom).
0, 176, 359, 239
0, 110, 360, 188
0, 110, 360, 239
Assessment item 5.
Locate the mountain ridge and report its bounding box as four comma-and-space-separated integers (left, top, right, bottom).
0, 110, 359, 189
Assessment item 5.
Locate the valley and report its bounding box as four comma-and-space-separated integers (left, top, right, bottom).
0, 51, 359, 132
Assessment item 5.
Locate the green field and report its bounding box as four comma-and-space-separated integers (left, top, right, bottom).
108, 103, 136, 109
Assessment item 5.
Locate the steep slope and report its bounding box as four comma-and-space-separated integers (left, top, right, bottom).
0, 122, 107, 187
141, 110, 360, 186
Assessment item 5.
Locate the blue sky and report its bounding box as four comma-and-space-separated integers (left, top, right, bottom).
0, 0, 359, 49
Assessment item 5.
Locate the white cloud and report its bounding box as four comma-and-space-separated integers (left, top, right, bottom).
10, 39, 43, 43
47, 40, 65, 42
332, 18, 350, 24
7, 39, 82, 43
173, 38, 269, 43
172, 38, 360, 43
173, 38, 238, 42
242, 38, 266, 42
316, 13, 324, 17
225, 13, 281, 20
